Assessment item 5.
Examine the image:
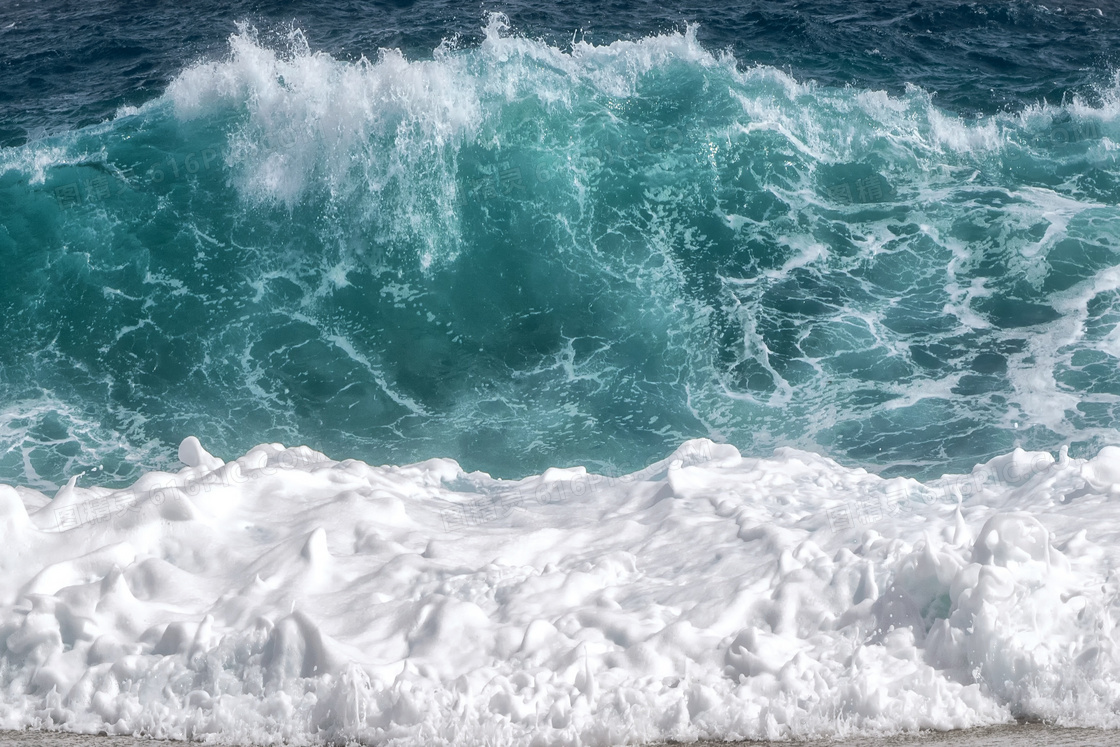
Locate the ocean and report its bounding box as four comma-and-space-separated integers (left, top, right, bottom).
2, 1, 1120, 745
4, 0, 1120, 489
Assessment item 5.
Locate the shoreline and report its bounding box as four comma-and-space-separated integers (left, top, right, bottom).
1, 724, 1118, 747
675, 724, 1118, 745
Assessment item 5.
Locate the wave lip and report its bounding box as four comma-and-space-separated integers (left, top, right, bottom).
1, 438, 1119, 744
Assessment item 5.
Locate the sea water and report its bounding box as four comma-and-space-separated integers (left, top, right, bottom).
3, 1, 1120, 744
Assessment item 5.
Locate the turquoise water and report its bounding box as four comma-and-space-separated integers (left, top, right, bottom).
3, 17, 1120, 488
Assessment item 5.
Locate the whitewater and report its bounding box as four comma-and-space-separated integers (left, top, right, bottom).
3, 435, 1120, 745
4, 12, 1120, 745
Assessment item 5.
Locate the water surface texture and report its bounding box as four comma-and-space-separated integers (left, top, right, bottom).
2, 1, 1119, 488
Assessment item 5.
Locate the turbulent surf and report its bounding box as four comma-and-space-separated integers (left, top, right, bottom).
4, 9, 1120, 745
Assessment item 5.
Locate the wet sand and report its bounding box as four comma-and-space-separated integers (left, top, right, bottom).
1, 724, 1116, 747
659, 724, 1117, 745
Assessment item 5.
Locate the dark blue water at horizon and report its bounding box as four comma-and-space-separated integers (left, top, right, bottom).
2, 1, 1120, 489
3, 0, 1119, 149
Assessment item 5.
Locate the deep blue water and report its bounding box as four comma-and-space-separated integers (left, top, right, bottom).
2, 1, 1120, 488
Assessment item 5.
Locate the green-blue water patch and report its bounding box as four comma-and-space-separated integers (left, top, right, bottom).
3, 21, 1120, 489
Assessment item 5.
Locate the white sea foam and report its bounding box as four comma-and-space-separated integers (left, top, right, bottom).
2, 438, 1120, 744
